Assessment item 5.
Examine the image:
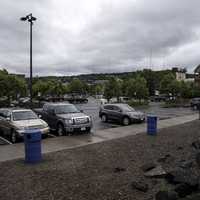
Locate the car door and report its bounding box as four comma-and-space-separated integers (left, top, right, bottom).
111, 105, 123, 122
46, 107, 58, 130
103, 105, 114, 120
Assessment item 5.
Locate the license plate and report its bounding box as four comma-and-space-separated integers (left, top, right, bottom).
81, 127, 86, 131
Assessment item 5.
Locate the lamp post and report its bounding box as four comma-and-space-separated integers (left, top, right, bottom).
20, 13, 37, 108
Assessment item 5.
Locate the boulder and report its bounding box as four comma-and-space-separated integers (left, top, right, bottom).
158, 154, 171, 163
141, 162, 156, 172
155, 191, 178, 200
144, 165, 167, 178
131, 180, 148, 192
195, 152, 200, 167
113, 167, 126, 173
192, 140, 200, 150
182, 193, 200, 200
174, 183, 194, 198
166, 168, 199, 187
179, 160, 193, 169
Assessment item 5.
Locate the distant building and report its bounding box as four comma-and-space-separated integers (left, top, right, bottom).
172, 67, 187, 81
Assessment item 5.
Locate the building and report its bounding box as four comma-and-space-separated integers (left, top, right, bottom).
172, 67, 187, 81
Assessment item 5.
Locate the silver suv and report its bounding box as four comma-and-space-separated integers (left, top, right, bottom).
0, 108, 49, 143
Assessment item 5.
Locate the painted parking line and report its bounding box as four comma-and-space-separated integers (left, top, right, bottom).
0, 136, 12, 145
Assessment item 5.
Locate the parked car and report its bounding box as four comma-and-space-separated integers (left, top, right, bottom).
99, 98, 108, 105
190, 98, 200, 110
99, 103, 145, 126
119, 96, 130, 103
0, 108, 49, 143
35, 102, 92, 136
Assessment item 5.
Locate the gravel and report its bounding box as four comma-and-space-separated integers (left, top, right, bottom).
0, 120, 200, 200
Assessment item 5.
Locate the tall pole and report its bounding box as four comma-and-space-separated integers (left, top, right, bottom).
20, 13, 36, 108
30, 14, 33, 108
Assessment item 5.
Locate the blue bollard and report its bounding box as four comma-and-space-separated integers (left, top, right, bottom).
24, 130, 42, 163
147, 115, 157, 135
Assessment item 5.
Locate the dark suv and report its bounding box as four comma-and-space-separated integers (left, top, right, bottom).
99, 104, 145, 126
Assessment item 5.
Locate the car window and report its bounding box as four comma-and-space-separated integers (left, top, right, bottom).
103, 105, 113, 110
112, 106, 121, 111
55, 104, 79, 114
12, 111, 38, 121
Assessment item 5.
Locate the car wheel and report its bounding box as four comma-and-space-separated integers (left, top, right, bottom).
101, 114, 107, 122
122, 117, 130, 126
10, 130, 17, 143
57, 124, 65, 136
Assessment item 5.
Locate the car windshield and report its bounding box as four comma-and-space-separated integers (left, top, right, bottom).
55, 105, 79, 114
120, 104, 135, 112
13, 111, 38, 121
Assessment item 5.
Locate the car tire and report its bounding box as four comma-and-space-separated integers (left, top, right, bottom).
10, 130, 17, 143
57, 123, 65, 136
122, 117, 130, 126
101, 114, 108, 122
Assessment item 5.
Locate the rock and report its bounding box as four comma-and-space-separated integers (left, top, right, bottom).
179, 160, 193, 169
141, 162, 156, 172
166, 168, 199, 187
182, 193, 200, 200
177, 146, 183, 150
192, 140, 200, 150
113, 167, 126, 173
195, 152, 200, 167
155, 191, 178, 200
131, 180, 148, 192
144, 165, 167, 178
174, 183, 193, 198
158, 154, 171, 163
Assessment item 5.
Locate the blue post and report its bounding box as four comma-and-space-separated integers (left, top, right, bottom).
147, 115, 157, 135
24, 129, 42, 163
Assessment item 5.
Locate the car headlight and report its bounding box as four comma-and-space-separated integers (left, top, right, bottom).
16, 126, 25, 130
65, 119, 73, 124
41, 121, 49, 128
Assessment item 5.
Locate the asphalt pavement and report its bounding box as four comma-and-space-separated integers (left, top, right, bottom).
76, 97, 198, 131
0, 97, 197, 145
0, 113, 198, 162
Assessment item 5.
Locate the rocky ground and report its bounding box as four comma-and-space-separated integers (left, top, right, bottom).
1, 120, 200, 200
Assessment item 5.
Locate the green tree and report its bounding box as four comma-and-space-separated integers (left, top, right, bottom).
104, 77, 122, 100
160, 73, 175, 94
68, 79, 88, 94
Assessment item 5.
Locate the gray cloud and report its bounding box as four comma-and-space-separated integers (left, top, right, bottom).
0, 0, 200, 76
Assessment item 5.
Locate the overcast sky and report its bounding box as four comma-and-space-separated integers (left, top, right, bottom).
0, 0, 200, 76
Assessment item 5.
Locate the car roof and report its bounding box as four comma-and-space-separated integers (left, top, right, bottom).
0, 108, 32, 112
44, 102, 72, 106
103, 103, 127, 107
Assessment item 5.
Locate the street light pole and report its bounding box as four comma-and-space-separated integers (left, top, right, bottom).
20, 13, 36, 108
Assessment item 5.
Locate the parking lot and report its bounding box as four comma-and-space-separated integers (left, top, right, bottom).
0, 97, 198, 145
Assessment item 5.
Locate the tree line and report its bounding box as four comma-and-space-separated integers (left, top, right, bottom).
0, 68, 200, 104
